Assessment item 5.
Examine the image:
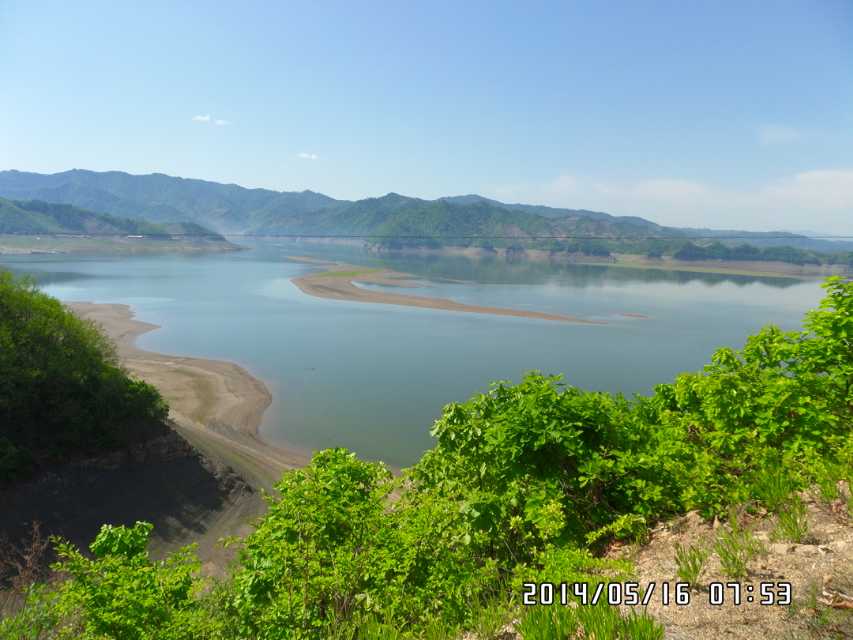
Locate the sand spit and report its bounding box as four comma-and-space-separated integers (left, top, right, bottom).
68, 302, 307, 492
288, 258, 607, 325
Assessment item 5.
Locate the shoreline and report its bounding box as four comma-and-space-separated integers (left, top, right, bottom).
68, 302, 307, 492
0, 234, 241, 256
279, 239, 844, 279
289, 258, 607, 324
364, 245, 846, 279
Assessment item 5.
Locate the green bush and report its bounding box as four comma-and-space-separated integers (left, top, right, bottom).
0, 272, 168, 482
0, 522, 220, 640
227, 448, 498, 638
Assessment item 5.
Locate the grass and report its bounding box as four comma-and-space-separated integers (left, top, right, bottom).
771, 496, 811, 544
470, 600, 510, 640
418, 619, 456, 640
815, 467, 842, 503
753, 471, 798, 513
714, 511, 766, 579
517, 602, 664, 640
674, 541, 710, 589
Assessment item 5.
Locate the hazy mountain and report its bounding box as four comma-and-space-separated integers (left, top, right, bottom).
440, 194, 659, 228
0, 197, 225, 238
0, 170, 673, 240
1, 169, 850, 254
0, 169, 339, 233
676, 227, 853, 253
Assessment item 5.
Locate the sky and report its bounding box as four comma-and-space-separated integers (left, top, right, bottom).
1, 1, 852, 233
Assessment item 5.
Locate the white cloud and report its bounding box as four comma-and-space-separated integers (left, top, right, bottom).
486, 169, 853, 234
297, 152, 319, 161
757, 124, 803, 146
192, 114, 230, 126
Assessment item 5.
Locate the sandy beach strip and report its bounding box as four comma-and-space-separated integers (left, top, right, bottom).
68, 302, 307, 492
288, 259, 606, 325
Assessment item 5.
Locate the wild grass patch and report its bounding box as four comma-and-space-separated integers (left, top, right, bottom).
674, 541, 710, 589
714, 511, 766, 580
771, 496, 811, 544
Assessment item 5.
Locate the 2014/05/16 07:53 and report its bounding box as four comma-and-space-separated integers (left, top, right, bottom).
521, 581, 793, 607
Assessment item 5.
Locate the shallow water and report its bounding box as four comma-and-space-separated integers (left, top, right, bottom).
2, 240, 826, 467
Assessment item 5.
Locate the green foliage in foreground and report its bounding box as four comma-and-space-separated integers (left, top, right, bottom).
517, 601, 664, 640
0, 272, 168, 482
2, 277, 851, 639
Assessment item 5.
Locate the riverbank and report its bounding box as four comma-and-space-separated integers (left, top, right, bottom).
315, 239, 846, 279
69, 302, 307, 492
58, 302, 311, 572
383, 248, 846, 279
0, 234, 240, 255
289, 257, 608, 324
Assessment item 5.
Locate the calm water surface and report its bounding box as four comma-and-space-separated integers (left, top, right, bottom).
2, 240, 825, 466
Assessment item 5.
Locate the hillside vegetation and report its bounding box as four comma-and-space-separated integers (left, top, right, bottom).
2, 170, 851, 265
1, 277, 850, 639
0, 273, 168, 484
0, 198, 224, 239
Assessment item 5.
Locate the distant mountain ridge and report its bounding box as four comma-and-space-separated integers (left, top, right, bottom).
0, 196, 225, 238
1, 169, 850, 255
0, 169, 337, 234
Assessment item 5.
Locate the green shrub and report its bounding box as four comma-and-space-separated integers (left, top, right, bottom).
227, 448, 499, 638
411, 372, 678, 571
0, 521, 219, 640
511, 546, 632, 598
0, 272, 168, 483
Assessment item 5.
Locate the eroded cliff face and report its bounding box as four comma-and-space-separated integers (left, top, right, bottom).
0, 424, 258, 612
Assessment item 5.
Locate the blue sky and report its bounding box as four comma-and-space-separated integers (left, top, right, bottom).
1, 1, 851, 232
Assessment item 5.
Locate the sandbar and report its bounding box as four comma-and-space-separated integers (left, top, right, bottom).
289, 258, 606, 325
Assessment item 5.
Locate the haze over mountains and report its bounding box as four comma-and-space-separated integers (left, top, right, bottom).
0, 169, 850, 254
0, 196, 224, 238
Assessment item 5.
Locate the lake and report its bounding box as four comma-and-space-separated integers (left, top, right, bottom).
2, 240, 826, 467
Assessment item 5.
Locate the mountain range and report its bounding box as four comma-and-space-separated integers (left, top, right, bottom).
0, 197, 227, 239
0, 169, 850, 255
0, 197, 225, 238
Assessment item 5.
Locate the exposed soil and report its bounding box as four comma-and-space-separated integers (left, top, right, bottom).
608, 488, 853, 639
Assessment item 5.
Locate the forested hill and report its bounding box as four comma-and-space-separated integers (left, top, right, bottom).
0, 197, 225, 239
1, 169, 851, 257
0, 273, 169, 484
